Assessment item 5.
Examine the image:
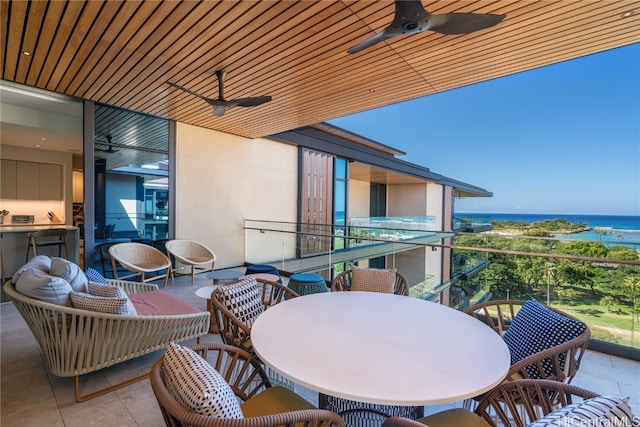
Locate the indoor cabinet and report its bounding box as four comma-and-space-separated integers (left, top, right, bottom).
1, 159, 17, 198
1, 160, 62, 200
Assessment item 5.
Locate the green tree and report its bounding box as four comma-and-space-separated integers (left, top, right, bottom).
557, 241, 607, 258
516, 255, 545, 289
606, 246, 638, 261
594, 228, 611, 241
600, 295, 615, 312
556, 259, 595, 294
557, 286, 577, 306
623, 276, 639, 321
485, 263, 522, 297
523, 229, 551, 237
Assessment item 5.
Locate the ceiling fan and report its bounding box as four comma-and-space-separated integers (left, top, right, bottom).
94, 135, 119, 154
348, 0, 506, 54
167, 71, 272, 117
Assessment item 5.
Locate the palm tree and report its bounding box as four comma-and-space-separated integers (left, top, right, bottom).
543, 259, 557, 306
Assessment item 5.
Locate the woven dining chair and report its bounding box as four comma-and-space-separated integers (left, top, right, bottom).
331, 266, 409, 295
150, 342, 345, 427
382, 379, 604, 427
465, 299, 591, 384
210, 276, 298, 355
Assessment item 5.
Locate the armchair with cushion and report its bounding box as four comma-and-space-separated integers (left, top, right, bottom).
150, 342, 345, 427
382, 379, 635, 427
165, 239, 217, 285
210, 276, 299, 355
331, 266, 409, 296
464, 299, 590, 384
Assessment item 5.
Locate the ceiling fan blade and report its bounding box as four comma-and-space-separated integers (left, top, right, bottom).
166, 81, 215, 104
348, 0, 505, 54
426, 13, 506, 35
348, 0, 427, 54
348, 30, 397, 55
235, 96, 272, 107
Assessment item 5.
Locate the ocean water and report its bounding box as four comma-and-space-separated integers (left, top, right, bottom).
468, 213, 640, 244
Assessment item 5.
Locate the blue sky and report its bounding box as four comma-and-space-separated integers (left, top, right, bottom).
328, 43, 640, 216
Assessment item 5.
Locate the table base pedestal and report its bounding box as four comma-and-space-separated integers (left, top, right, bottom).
319, 393, 424, 427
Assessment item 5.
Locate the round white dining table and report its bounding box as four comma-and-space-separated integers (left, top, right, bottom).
251, 291, 510, 407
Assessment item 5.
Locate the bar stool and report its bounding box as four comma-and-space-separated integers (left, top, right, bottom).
287, 273, 328, 297
25, 229, 68, 262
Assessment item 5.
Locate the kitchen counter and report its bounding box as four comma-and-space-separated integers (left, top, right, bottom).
0, 224, 78, 232
0, 225, 80, 281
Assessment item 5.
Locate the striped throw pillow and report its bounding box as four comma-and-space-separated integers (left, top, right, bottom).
527, 395, 635, 426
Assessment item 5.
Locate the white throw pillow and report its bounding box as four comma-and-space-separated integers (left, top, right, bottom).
50, 257, 89, 293
15, 267, 73, 306
12, 255, 52, 283
162, 343, 243, 418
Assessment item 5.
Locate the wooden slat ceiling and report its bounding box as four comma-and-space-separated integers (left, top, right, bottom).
2, 0, 639, 139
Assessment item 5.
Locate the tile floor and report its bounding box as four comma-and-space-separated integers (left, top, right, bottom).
1, 270, 639, 426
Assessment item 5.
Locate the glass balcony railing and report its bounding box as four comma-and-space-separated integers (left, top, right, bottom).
452, 233, 640, 351
452, 214, 492, 231
244, 219, 640, 355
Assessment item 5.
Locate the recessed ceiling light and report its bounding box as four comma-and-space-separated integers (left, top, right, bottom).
36, 144, 41, 147
22, 51, 30, 56
41, 137, 46, 140
369, 88, 375, 93
621, 10, 635, 18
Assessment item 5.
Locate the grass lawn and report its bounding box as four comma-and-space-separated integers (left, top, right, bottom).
493, 285, 639, 348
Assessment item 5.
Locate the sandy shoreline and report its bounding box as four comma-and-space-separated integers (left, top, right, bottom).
484, 227, 591, 237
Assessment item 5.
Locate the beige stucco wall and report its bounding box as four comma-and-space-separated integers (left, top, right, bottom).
348, 179, 370, 218
175, 123, 298, 268
384, 182, 449, 288
387, 183, 427, 216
